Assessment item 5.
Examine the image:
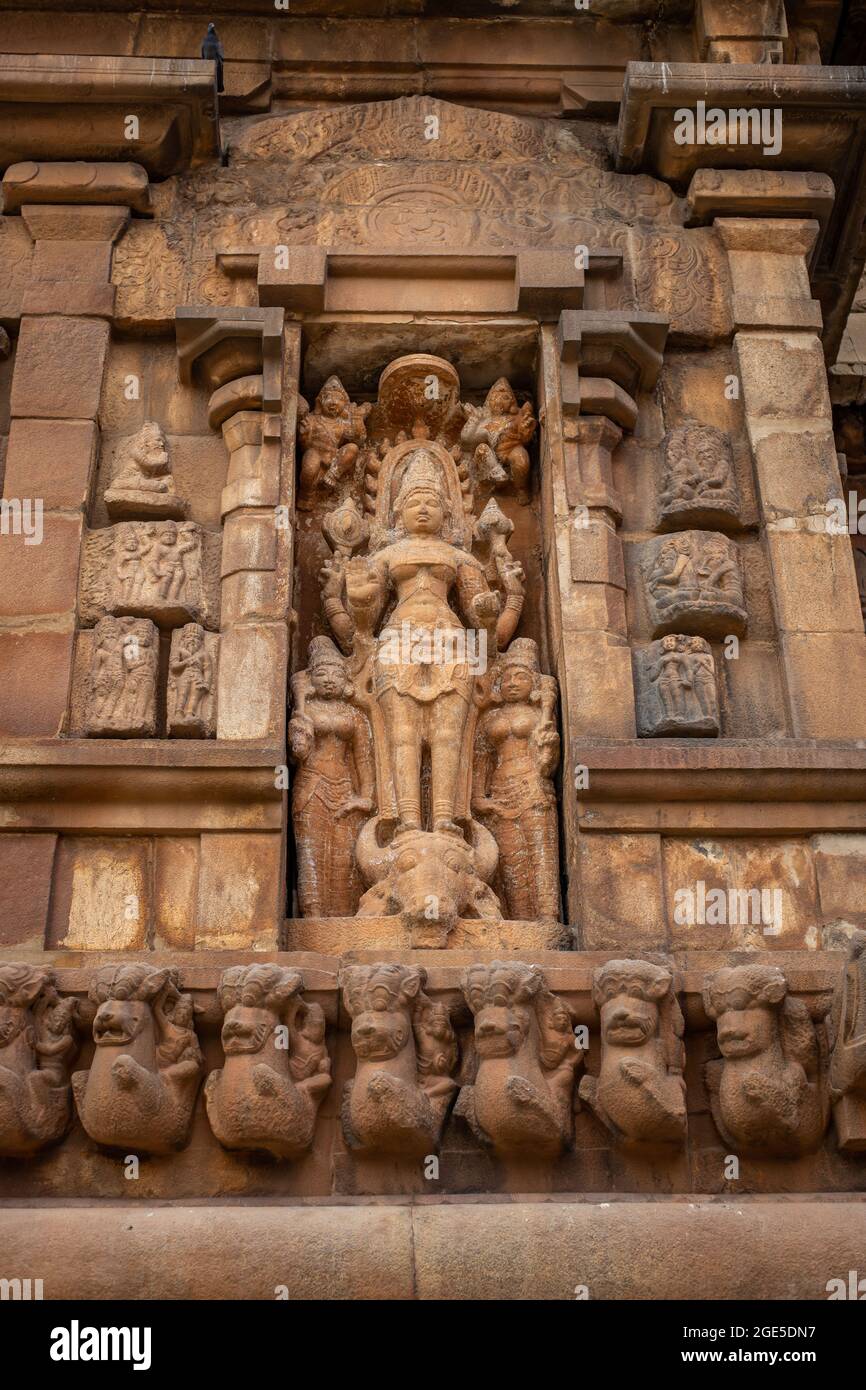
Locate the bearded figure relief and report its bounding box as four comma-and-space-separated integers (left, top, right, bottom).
295, 354, 561, 938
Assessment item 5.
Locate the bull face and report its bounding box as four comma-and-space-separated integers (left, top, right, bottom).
474, 1003, 531, 1060
351, 1005, 410, 1062
391, 833, 471, 934
93, 998, 149, 1048
221, 1004, 274, 1055
600, 994, 659, 1048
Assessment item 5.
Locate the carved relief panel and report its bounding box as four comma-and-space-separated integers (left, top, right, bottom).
290, 352, 556, 936
658, 423, 740, 532
80, 520, 220, 630
634, 634, 720, 737
643, 530, 747, 639
84, 616, 159, 738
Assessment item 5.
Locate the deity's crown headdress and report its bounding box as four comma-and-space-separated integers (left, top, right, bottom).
307, 635, 346, 671
317, 375, 349, 404
500, 637, 540, 672
393, 449, 446, 515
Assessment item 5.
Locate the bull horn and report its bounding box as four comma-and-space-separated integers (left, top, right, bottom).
354, 816, 394, 885
467, 818, 499, 883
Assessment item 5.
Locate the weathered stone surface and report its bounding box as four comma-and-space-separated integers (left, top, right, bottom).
10, 316, 109, 420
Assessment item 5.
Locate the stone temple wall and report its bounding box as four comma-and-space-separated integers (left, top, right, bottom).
2, 0, 866, 1302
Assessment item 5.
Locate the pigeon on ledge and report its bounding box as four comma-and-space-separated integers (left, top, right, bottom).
200, 22, 225, 94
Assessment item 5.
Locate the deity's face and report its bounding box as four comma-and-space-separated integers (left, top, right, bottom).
319, 389, 345, 419
159, 529, 177, 547
400, 488, 445, 537
500, 665, 534, 703
488, 384, 514, 414
310, 661, 345, 699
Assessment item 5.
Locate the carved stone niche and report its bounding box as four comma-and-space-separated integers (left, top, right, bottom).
167, 623, 218, 738
829, 931, 866, 1152
72, 965, 204, 1155
643, 530, 747, 639
456, 961, 582, 1158
0, 965, 78, 1158
104, 421, 188, 521
84, 616, 159, 738
634, 634, 720, 737
205, 965, 331, 1160
579, 959, 687, 1149
703, 965, 830, 1158
340, 964, 459, 1156
79, 520, 220, 629
658, 423, 740, 532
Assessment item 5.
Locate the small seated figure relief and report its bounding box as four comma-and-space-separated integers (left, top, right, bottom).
205, 965, 331, 1159
297, 376, 372, 509
85, 616, 158, 738
289, 636, 375, 916
644, 530, 747, 638
459, 379, 537, 503
829, 931, 866, 1152
658, 424, 739, 531
72, 965, 203, 1155
0, 965, 78, 1157
340, 964, 459, 1156
456, 961, 582, 1157
703, 965, 830, 1158
636, 634, 719, 737
167, 623, 217, 738
105, 421, 188, 521
110, 519, 206, 627
472, 638, 561, 919
579, 960, 687, 1148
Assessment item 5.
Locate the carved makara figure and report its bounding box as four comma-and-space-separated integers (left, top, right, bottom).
472, 639, 560, 919
0, 966, 78, 1157
828, 930, 866, 1151
167, 623, 217, 738
658, 423, 739, 530
644, 530, 747, 638
297, 375, 372, 509
579, 959, 687, 1147
637, 633, 719, 737
460, 378, 537, 503
456, 961, 582, 1156
105, 421, 188, 520
340, 964, 458, 1155
703, 965, 830, 1157
85, 616, 158, 737
289, 636, 375, 916
72, 965, 203, 1154
205, 965, 331, 1159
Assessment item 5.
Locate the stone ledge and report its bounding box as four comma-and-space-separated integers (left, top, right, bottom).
2, 1197, 864, 1299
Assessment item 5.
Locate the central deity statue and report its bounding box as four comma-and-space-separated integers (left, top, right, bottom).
293, 354, 555, 935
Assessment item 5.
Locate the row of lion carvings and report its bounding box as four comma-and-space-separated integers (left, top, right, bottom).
4, 947, 866, 1162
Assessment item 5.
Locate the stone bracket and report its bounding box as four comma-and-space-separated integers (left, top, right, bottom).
175, 306, 284, 410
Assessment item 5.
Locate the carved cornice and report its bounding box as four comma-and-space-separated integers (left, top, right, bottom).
0, 55, 220, 177
616, 61, 866, 357
0, 739, 283, 833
